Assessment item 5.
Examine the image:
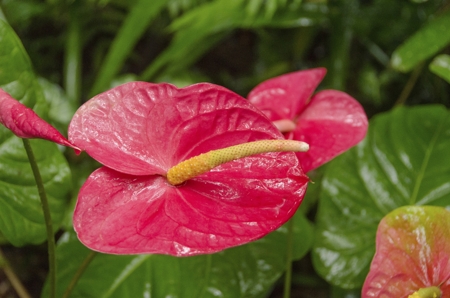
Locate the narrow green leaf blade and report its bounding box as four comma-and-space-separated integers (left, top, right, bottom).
429, 54, 450, 83
0, 19, 72, 246
141, 0, 242, 80
312, 105, 450, 289
90, 0, 167, 96
391, 10, 450, 72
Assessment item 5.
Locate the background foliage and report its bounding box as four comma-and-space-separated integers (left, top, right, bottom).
0, 0, 449, 297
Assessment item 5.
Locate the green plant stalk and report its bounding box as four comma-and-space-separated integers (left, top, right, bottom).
395, 63, 424, 106
0, 248, 31, 298
64, 8, 82, 105
62, 251, 97, 298
326, 0, 358, 90
283, 218, 294, 298
22, 139, 56, 298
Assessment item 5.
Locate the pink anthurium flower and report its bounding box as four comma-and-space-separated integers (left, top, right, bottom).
0, 83, 309, 256
0, 89, 80, 152
248, 68, 368, 173
362, 206, 450, 298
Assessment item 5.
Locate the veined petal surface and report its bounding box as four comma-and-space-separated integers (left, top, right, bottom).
71, 82, 308, 255
294, 90, 368, 173
248, 68, 326, 121
247, 68, 368, 173
69, 82, 281, 175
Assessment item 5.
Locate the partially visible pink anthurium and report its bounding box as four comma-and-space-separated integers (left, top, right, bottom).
362, 206, 450, 298
248, 68, 368, 173
0, 83, 309, 256
0, 89, 80, 153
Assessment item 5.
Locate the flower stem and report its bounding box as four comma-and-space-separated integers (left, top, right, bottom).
62, 250, 97, 298
283, 217, 294, 298
22, 139, 56, 298
395, 63, 424, 107
0, 248, 31, 298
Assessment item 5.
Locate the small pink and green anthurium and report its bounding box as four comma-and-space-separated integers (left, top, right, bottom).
362, 205, 450, 298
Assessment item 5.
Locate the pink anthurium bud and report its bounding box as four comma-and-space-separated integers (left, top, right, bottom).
362, 206, 450, 298
0, 88, 80, 153
68, 82, 309, 256
248, 68, 368, 173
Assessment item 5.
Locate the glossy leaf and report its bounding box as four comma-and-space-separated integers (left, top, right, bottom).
313, 105, 450, 289
248, 68, 368, 173
429, 54, 450, 84
69, 82, 308, 256
362, 206, 450, 298
391, 10, 450, 72
0, 19, 72, 245
0, 19, 41, 109
44, 210, 313, 298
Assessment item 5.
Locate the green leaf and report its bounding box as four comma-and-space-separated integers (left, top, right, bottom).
0, 19, 72, 246
0, 19, 42, 108
44, 211, 313, 297
140, 1, 326, 80
244, 2, 327, 28
141, 0, 242, 80
90, 0, 167, 96
312, 105, 450, 289
429, 54, 450, 84
391, 10, 450, 72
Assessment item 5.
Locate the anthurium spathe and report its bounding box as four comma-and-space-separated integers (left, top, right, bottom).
248, 68, 368, 173
0, 82, 309, 256
0, 89, 80, 152
362, 206, 450, 298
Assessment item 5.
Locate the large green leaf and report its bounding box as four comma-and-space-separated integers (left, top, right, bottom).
0, 19, 41, 108
391, 9, 450, 72
0, 19, 72, 246
43, 210, 313, 297
312, 105, 450, 289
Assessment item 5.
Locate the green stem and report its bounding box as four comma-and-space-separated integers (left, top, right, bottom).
22, 139, 56, 298
64, 6, 82, 105
395, 63, 424, 107
62, 251, 97, 298
326, 0, 358, 90
0, 248, 31, 298
283, 217, 294, 298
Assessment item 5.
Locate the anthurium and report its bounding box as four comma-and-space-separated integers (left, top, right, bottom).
248, 68, 368, 173
0, 89, 80, 152
0, 82, 309, 256
362, 206, 450, 298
